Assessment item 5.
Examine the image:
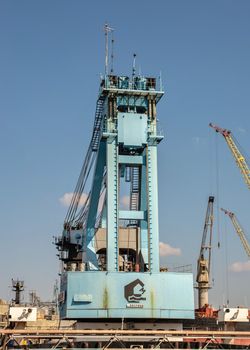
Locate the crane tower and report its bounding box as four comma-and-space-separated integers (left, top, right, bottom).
55, 63, 194, 324
196, 196, 214, 309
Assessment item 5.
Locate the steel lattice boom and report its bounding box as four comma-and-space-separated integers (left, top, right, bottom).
209, 123, 250, 189
221, 208, 250, 258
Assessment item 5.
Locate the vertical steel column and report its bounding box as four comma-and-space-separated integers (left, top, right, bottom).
140, 151, 149, 268
147, 145, 160, 272
106, 139, 118, 272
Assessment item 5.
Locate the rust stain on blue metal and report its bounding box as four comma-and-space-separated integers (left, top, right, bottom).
150, 289, 155, 318
103, 287, 108, 309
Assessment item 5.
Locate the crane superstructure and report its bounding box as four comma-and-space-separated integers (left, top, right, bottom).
209, 123, 250, 189
221, 208, 250, 258
196, 196, 214, 309
54, 47, 194, 323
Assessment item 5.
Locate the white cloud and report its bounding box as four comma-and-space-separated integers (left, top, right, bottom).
159, 242, 181, 257
192, 136, 200, 144
230, 260, 250, 272
59, 192, 88, 207
238, 127, 246, 133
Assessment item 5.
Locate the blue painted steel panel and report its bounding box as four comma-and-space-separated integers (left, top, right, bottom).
60, 271, 194, 319
118, 113, 147, 147
119, 210, 145, 220
118, 155, 143, 165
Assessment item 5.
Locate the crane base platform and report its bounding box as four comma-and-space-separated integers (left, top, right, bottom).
59, 271, 194, 320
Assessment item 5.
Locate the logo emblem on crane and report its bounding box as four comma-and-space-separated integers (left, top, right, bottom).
124, 279, 146, 304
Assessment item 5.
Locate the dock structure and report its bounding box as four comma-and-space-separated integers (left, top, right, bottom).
1, 329, 250, 349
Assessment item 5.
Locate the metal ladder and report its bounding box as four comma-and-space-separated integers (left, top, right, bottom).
91, 96, 105, 151
129, 167, 140, 227
130, 167, 140, 211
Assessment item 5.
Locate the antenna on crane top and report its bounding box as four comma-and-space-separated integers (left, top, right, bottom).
132, 53, 137, 88
132, 53, 136, 77
104, 23, 114, 78
110, 33, 114, 74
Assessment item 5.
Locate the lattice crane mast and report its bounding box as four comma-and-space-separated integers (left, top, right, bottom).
209, 123, 250, 189
221, 208, 250, 258
196, 196, 214, 309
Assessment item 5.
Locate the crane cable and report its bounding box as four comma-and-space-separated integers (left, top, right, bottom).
215, 132, 221, 249
223, 216, 230, 306
64, 144, 96, 225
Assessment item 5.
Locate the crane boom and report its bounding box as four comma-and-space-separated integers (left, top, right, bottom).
221, 208, 250, 258
196, 196, 214, 309
209, 123, 250, 189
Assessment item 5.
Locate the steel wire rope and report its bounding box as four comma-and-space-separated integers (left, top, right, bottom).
208, 127, 216, 286
215, 134, 228, 308
215, 132, 221, 249
71, 152, 97, 220
223, 216, 230, 306
74, 191, 91, 224
80, 179, 107, 227
64, 95, 105, 224
65, 145, 95, 224
75, 159, 107, 225
74, 154, 107, 225
64, 144, 92, 223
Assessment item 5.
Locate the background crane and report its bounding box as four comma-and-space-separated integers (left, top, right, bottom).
209, 123, 250, 189
221, 208, 250, 258
196, 196, 214, 309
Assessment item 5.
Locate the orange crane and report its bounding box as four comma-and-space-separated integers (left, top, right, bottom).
209, 123, 250, 189
221, 208, 250, 258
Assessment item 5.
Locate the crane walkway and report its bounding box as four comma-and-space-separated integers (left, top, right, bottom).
1, 329, 250, 349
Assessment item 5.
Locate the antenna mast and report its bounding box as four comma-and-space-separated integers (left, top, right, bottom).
110, 33, 114, 74
104, 23, 114, 78
12, 279, 24, 305
132, 53, 136, 86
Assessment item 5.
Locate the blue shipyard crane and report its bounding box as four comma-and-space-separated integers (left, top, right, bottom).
55, 40, 194, 322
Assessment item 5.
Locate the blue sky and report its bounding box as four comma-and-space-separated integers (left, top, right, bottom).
1, 0, 250, 308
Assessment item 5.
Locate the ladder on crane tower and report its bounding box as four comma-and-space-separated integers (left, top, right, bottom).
129, 167, 140, 226
130, 167, 140, 211
91, 96, 105, 151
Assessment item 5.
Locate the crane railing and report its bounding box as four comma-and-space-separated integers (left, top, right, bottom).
209, 123, 250, 189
